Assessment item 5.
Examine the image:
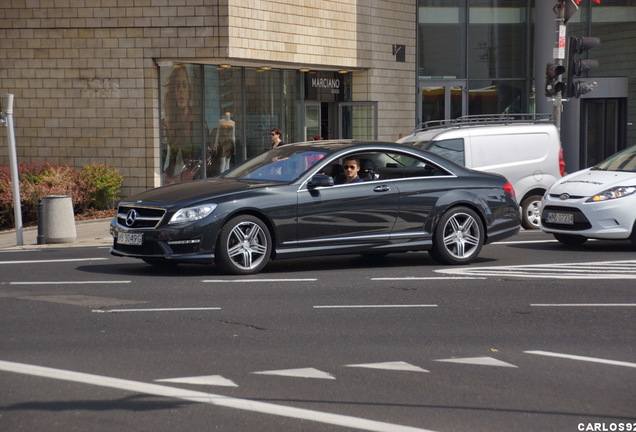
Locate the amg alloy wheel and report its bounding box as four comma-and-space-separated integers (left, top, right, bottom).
215, 215, 272, 275
429, 206, 484, 265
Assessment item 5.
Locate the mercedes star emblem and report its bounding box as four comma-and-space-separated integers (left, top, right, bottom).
125, 209, 138, 226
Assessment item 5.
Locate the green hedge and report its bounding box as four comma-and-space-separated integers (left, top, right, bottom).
0, 162, 123, 229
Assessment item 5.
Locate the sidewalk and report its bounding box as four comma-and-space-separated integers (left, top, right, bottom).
0, 218, 113, 250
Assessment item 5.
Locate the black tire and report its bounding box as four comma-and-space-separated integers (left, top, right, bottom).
429, 206, 484, 265
628, 221, 636, 248
553, 233, 587, 246
215, 215, 272, 275
521, 194, 543, 230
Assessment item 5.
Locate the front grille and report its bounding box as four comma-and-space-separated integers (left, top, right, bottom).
114, 240, 165, 255
117, 204, 166, 229
541, 205, 592, 231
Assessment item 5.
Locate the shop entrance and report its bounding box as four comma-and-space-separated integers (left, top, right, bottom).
304, 102, 332, 141
418, 80, 467, 124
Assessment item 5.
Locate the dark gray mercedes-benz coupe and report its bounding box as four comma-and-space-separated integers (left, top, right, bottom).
110, 140, 520, 274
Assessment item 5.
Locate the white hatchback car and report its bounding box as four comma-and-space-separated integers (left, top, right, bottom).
540, 145, 636, 246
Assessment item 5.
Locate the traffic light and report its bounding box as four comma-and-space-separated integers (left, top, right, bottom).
566, 36, 600, 98
545, 63, 566, 97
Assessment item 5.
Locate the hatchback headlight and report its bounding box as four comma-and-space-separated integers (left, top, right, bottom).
587, 186, 636, 202
169, 204, 217, 224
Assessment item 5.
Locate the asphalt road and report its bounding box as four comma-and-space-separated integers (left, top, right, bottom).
1, 230, 635, 432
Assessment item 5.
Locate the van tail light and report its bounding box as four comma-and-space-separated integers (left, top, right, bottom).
558, 148, 566, 176
503, 181, 516, 198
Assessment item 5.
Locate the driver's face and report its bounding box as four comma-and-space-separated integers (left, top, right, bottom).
343, 160, 359, 181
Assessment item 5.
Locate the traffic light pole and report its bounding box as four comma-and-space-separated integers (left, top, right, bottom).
551, 2, 567, 131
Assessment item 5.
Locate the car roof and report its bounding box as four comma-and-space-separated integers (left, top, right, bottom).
279, 139, 473, 174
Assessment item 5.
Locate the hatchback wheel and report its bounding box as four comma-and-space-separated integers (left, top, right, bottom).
521, 195, 542, 230
553, 233, 587, 246
429, 206, 484, 265
215, 215, 272, 275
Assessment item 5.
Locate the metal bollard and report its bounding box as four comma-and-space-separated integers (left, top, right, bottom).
37, 198, 45, 244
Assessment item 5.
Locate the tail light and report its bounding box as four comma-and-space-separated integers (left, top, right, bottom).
558, 148, 566, 176
503, 181, 516, 198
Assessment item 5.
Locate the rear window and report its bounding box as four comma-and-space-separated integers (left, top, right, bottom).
424, 138, 465, 166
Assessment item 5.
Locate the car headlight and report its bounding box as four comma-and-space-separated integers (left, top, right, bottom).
169, 204, 217, 224
587, 186, 636, 202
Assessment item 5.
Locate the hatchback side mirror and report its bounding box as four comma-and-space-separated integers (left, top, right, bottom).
308, 174, 334, 188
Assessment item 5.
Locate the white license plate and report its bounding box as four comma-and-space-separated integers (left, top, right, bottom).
118, 232, 143, 245
546, 212, 574, 225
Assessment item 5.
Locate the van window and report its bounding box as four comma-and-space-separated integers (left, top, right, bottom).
425, 139, 465, 166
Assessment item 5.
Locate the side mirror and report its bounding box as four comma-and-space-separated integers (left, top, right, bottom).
307, 174, 334, 188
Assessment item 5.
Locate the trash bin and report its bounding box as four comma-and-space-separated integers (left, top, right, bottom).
39, 195, 77, 244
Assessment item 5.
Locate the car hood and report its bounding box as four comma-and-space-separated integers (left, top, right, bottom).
122, 178, 282, 206
549, 168, 636, 195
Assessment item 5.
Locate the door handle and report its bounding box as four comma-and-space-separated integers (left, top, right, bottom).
373, 185, 390, 192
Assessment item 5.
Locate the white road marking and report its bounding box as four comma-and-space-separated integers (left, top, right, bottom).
252, 367, 336, 380
492, 239, 558, 245
92, 307, 221, 313
435, 357, 517, 368
10, 280, 131, 285
370, 277, 486, 281
203, 278, 317, 283
0, 258, 108, 265
0, 360, 435, 432
525, 351, 636, 369
314, 304, 437, 309
156, 375, 238, 387
436, 259, 636, 279
346, 361, 429, 373
531, 303, 636, 307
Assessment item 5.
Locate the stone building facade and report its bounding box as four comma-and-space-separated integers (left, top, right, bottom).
0, 0, 416, 198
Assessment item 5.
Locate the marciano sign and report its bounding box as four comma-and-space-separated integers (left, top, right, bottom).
311, 77, 341, 94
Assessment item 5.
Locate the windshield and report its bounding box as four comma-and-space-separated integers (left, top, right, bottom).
594, 145, 636, 173
220, 146, 330, 182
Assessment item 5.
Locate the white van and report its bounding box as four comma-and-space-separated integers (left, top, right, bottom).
397, 115, 565, 229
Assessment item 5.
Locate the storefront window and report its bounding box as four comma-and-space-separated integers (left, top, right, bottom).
418, 0, 465, 78
159, 64, 204, 184
203, 65, 243, 177
467, 0, 527, 79
468, 80, 524, 115
244, 68, 284, 158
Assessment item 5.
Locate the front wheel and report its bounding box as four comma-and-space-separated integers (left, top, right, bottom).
553, 233, 587, 246
429, 206, 484, 265
521, 195, 543, 230
215, 215, 272, 275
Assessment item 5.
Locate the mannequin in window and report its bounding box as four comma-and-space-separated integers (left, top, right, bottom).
214, 112, 235, 172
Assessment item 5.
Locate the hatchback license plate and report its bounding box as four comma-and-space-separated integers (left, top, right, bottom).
118, 232, 143, 245
546, 212, 574, 225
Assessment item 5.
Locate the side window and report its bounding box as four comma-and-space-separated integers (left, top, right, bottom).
426, 138, 465, 166
376, 152, 450, 179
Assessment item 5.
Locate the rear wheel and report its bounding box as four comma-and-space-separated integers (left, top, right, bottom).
521, 195, 543, 230
215, 215, 272, 275
553, 233, 587, 246
429, 206, 484, 265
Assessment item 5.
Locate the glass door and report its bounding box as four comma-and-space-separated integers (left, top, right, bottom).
304, 102, 321, 142
581, 98, 627, 168
418, 80, 466, 125
337, 102, 378, 139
